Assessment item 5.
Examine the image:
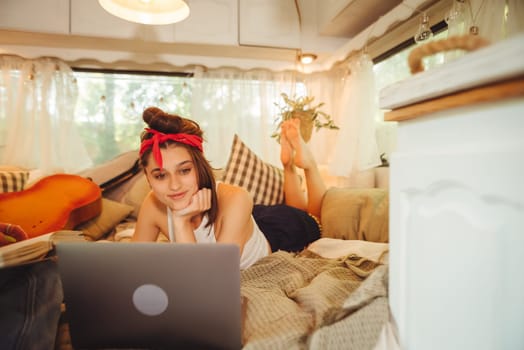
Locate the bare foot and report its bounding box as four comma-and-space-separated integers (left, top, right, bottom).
280, 122, 293, 168
285, 119, 315, 170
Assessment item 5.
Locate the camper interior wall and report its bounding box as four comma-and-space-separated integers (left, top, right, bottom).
0, 0, 441, 72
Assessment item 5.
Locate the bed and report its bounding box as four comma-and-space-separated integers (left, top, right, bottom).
1, 135, 394, 350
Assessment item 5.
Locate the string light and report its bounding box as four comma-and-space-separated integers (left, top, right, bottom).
414, 12, 434, 43
400, 2, 434, 44
445, 0, 466, 25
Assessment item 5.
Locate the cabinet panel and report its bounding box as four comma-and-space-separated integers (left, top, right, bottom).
70, 0, 177, 43
239, 0, 300, 49
389, 97, 524, 350
0, 0, 69, 34
391, 147, 524, 350
174, 0, 237, 46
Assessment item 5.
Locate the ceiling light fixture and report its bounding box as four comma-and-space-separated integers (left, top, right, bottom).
293, 1, 317, 67
98, 0, 190, 25
299, 53, 317, 65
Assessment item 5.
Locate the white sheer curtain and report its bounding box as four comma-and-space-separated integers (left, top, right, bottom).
0, 55, 383, 184
0, 55, 92, 174
326, 54, 381, 179
190, 67, 302, 169
302, 69, 342, 167
190, 63, 382, 186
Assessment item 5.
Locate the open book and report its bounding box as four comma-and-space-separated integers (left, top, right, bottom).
0, 230, 86, 268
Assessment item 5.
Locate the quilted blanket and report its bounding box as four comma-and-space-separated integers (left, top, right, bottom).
241, 249, 389, 350
55, 247, 389, 350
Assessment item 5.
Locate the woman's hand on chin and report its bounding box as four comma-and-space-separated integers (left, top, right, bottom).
172, 188, 212, 218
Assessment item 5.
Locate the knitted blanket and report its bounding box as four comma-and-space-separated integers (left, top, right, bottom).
55, 249, 388, 350
241, 250, 389, 350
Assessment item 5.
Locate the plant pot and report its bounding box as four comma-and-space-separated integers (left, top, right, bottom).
291, 111, 314, 142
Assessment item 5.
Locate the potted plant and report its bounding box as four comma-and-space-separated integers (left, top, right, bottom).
271, 93, 339, 142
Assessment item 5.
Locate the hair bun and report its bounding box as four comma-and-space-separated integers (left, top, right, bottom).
143, 107, 164, 125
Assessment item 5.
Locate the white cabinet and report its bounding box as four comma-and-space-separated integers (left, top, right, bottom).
174, 0, 237, 46
0, 0, 304, 49
389, 98, 524, 350
381, 35, 524, 350
0, 0, 69, 34
238, 0, 300, 49
0, 0, 238, 46
71, 0, 237, 45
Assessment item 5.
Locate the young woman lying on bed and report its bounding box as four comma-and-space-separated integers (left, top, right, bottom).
132, 106, 326, 269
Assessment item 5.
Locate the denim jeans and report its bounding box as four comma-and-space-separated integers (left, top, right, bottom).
0, 259, 63, 350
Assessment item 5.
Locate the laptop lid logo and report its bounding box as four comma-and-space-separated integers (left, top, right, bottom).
132, 284, 169, 316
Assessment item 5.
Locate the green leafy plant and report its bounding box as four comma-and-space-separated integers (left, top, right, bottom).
271, 93, 339, 142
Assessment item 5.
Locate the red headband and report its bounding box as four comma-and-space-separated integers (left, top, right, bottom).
139, 128, 203, 169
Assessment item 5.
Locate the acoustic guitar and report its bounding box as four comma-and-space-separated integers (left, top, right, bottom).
0, 174, 102, 238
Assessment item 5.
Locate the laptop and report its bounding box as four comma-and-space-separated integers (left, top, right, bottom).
56, 242, 241, 350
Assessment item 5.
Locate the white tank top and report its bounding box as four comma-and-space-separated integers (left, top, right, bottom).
166, 202, 270, 270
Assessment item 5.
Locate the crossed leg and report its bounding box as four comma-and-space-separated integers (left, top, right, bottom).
280, 119, 327, 219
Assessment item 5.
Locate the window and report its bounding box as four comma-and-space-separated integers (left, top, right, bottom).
73, 69, 192, 165
73, 69, 306, 168
374, 23, 448, 93
370, 25, 448, 161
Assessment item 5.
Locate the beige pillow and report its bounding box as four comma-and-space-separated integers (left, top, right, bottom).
320, 187, 389, 243
122, 175, 151, 219
76, 198, 134, 241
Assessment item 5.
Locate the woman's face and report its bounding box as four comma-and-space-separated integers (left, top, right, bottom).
144, 145, 199, 211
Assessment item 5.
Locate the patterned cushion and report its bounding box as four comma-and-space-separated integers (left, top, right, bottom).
0, 170, 30, 193
76, 198, 134, 241
222, 134, 284, 205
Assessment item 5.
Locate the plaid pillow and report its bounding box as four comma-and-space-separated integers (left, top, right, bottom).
0, 170, 29, 193
222, 135, 284, 206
